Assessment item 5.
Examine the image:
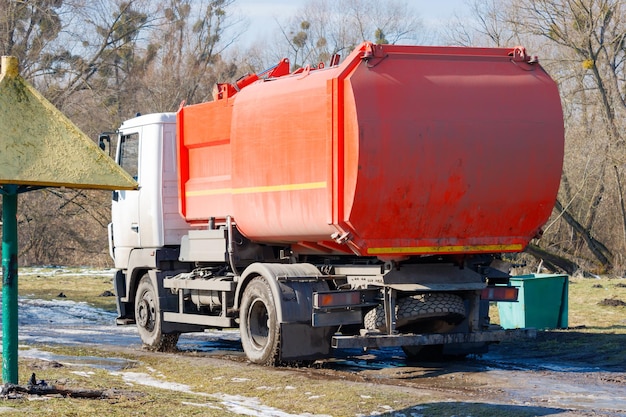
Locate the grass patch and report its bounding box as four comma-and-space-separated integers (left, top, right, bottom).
1, 346, 441, 417
490, 275, 626, 368
16, 267, 117, 311
1, 359, 241, 416
567, 276, 626, 330
490, 275, 626, 332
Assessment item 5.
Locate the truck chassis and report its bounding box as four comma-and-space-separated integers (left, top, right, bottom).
113, 240, 530, 365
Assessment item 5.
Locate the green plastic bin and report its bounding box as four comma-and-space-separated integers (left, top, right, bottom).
497, 274, 569, 330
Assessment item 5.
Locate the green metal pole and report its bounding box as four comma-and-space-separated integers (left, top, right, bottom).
2, 184, 19, 384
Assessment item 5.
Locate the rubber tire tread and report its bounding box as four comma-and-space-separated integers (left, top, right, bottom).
364, 293, 466, 332
240, 277, 281, 366
135, 275, 179, 352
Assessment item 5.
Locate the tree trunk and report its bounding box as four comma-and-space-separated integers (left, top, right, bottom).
554, 199, 613, 269
614, 165, 626, 254
525, 244, 579, 275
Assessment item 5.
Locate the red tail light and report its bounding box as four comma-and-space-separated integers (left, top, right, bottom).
481, 286, 519, 301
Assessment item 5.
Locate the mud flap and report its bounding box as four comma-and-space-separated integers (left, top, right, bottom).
277, 279, 336, 361
113, 270, 133, 322
280, 323, 336, 361
239, 263, 337, 362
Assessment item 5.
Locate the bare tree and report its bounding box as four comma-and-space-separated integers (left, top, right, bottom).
1, 0, 246, 267
0, 0, 65, 77
263, 0, 423, 70
516, 0, 625, 140
513, 0, 626, 272
443, 0, 522, 47
138, 0, 244, 109
441, 0, 626, 274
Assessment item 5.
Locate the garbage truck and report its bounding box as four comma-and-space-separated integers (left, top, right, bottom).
104, 42, 564, 365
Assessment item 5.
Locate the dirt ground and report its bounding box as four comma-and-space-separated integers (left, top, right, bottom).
301, 331, 626, 416
143, 330, 626, 416
5, 270, 626, 416
5, 321, 626, 416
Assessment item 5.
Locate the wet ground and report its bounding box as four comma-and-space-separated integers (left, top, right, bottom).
3, 296, 626, 416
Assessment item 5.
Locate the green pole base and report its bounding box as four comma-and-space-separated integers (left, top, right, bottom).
2, 185, 19, 384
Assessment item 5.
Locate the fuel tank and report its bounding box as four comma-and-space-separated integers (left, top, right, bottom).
177, 42, 564, 258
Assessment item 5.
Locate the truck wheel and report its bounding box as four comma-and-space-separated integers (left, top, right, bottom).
135, 274, 179, 352
364, 293, 465, 332
240, 277, 281, 366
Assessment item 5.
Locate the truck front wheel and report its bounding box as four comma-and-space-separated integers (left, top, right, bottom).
135, 274, 179, 352
240, 277, 281, 366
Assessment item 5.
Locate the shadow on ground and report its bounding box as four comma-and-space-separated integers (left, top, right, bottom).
377, 402, 565, 417
489, 329, 626, 371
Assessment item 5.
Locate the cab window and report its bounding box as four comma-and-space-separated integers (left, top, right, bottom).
118, 133, 139, 180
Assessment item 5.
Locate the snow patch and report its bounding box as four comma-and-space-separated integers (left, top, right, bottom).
17, 298, 117, 326
217, 393, 332, 417
110, 372, 332, 417
111, 372, 192, 392
181, 401, 222, 410
18, 267, 116, 277
71, 371, 95, 378
26, 397, 50, 402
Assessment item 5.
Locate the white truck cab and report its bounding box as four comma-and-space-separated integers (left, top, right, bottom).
108, 113, 191, 269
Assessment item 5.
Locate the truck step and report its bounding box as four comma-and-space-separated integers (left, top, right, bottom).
332, 328, 537, 349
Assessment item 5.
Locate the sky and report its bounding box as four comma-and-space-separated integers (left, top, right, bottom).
235, 0, 471, 46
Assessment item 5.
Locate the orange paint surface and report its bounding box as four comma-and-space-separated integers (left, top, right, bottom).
177, 43, 564, 257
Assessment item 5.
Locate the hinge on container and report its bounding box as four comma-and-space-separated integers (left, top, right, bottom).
331, 231, 352, 244
362, 42, 386, 61
510, 46, 539, 64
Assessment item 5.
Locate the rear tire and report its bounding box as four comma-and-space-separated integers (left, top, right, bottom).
400, 318, 459, 361
240, 277, 281, 366
363, 292, 466, 361
364, 292, 466, 332
135, 274, 179, 352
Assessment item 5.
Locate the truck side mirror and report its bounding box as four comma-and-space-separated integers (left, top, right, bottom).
98, 134, 112, 157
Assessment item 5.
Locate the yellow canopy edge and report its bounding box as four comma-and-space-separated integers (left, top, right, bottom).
0, 56, 137, 190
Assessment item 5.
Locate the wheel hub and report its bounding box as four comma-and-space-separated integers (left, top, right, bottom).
137, 298, 152, 328
248, 299, 269, 349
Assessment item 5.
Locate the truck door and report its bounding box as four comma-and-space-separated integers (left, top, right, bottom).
111, 131, 141, 267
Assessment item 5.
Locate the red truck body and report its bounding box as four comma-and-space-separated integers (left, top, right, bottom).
177, 43, 563, 258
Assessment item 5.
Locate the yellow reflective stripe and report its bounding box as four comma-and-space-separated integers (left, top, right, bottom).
233, 181, 326, 194
367, 244, 524, 255
186, 188, 232, 197
186, 181, 326, 197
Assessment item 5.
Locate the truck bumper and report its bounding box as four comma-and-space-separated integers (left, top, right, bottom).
331, 328, 536, 349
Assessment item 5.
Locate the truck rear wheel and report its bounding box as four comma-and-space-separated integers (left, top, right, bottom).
240, 277, 281, 366
364, 292, 466, 332
135, 274, 179, 352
